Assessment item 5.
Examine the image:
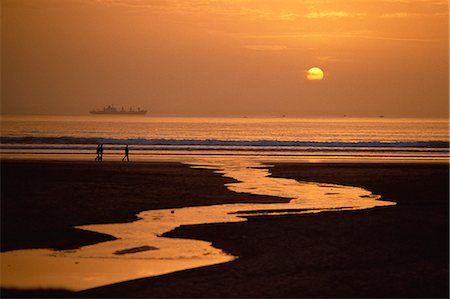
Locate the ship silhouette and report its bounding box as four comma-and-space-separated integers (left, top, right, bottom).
90, 105, 147, 115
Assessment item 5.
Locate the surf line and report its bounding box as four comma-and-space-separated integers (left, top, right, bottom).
0, 159, 395, 291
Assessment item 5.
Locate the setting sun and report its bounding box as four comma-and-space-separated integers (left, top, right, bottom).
306, 67, 324, 81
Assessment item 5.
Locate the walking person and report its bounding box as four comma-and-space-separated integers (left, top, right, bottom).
122, 144, 129, 162
99, 144, 104, 161
94, 144, 101, 161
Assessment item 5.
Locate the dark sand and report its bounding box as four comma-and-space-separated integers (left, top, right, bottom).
1, 160, 448, 298
1, 160, 284, 252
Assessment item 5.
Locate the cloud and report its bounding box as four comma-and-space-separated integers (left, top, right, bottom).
381, 0, 448, 4
96, 0, 154, 7
380, 11, 448, 18
352, 34, 442, 42
242, 45, 287, 51
314, 55, 339, 63
2, 0, 40, 9
239, 31, 441, 43
278, 13, 301, 21
381, 0, 411, 3
95, 0, 278, 20
304, 11, 367, 19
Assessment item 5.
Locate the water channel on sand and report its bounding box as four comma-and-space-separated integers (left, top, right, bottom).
1, 158, 396, 291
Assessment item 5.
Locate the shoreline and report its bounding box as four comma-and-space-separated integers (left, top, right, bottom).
1, 159, 448, 298
1, 154, 448, 164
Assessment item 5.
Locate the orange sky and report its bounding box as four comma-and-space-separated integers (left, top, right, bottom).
2, 0, 448, 117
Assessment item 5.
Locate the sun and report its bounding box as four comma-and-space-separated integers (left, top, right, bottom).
306, 67, 324, 81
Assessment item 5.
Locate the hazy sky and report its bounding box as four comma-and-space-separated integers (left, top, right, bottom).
2, 0, 448, 117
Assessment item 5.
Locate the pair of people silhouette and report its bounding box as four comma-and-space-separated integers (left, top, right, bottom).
94, 144, 103, 161
94, 144, 129, 162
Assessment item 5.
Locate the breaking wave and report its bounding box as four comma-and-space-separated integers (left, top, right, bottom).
1, 136, 449, 149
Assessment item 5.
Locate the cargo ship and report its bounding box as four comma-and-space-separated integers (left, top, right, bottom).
90, 105, 147, 115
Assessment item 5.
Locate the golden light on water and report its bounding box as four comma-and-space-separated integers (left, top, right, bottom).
306, 67, 325, 81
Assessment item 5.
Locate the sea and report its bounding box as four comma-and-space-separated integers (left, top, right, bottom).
0, 115, 448, 162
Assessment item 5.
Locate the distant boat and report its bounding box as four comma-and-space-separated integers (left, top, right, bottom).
90, 105, 147, 115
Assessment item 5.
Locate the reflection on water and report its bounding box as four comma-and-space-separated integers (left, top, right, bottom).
0, 159, 395, 291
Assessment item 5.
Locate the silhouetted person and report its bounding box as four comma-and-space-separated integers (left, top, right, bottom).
99, 144, 104, 161
122, 144, 129, 162
94, 144, 101, 161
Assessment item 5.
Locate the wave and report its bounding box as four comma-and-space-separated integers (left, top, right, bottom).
1, 136, 449, 149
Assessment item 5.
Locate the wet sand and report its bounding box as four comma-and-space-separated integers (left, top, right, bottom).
1, 160, 449, 298
1, 160, 284, 252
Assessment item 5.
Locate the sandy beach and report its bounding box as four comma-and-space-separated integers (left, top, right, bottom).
1, 160, 448, 298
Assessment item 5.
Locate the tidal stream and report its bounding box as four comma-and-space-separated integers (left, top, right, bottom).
1, 159, 395, 291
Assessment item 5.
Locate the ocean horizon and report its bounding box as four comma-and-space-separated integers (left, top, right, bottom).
1, 115, 448, 162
